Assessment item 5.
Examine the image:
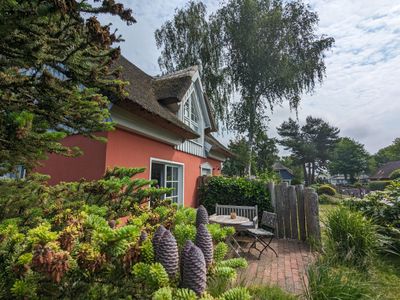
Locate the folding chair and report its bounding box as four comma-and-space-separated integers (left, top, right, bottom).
247, 211, 278, 259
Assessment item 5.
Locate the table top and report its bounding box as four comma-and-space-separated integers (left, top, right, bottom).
209, 214, 250, 225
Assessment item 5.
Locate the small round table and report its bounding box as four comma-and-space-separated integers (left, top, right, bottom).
209, 215, 250, 257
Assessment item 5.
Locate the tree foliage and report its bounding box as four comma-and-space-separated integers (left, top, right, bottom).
0, 0, 135, 174
277, 116, 339, 185
374, 138, 400, 166
328, 137, 370, 182
155, 1, 231, 121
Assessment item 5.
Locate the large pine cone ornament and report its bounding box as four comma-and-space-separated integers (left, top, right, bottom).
196, 205, 209, 227
181, 240, 207, 295
156, 230, 179, 278
195, 224, 213, 267
152, 225, 166, 260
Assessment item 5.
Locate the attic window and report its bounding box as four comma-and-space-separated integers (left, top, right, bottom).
183, 90, 201, 138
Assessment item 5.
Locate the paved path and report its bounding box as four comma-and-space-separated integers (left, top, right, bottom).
236, 238, 314, 295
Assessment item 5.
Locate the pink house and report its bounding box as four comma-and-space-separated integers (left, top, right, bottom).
37, 56, 232, 207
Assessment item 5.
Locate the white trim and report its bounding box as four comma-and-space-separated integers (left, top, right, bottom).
110, 105, 184, 146
200, 162, 213, 176
149, 157, 185, 206
207, 151, 227, 162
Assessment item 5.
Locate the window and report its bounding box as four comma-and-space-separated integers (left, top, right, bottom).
0, 165, 26, 180
200, 162, 213, 176
183, 89, 202, 142
150, 160, 183, 205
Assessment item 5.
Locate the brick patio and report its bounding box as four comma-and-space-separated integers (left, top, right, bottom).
235, 238, 314, 295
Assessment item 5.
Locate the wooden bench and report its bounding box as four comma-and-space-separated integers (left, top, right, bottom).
213, 204, 258, 230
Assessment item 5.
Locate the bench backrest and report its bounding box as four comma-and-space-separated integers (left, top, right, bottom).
215, 204, 258, 220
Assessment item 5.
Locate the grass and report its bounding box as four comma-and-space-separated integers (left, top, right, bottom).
311, 203, 400, 300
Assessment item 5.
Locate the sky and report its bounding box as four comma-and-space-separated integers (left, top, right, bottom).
100, 0, 400, 155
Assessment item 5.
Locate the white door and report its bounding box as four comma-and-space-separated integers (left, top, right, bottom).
165, 164, 181, 204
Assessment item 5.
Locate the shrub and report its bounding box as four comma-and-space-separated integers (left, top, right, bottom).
368, 180, 391, 191
248, 285, 296, 300
324, 206, 379, 266
389, 169, 400, 180
198, 176, 271, 220
305, 260, 371, 300
319, 194, 341, 205
317, 184, 336, 196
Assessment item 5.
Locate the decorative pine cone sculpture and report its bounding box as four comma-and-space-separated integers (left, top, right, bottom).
196, 205, 209, 227
152, 225, 166, 260
181, 240, 207, 295
156, 230, 179, 278
195, 224, 213, 268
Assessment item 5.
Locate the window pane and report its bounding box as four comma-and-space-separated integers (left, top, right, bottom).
173, 167, 178, 180
172, 182, 178, 196
190, 93, 199, 123
166, 166, 172, 181
184, 100, 190, 118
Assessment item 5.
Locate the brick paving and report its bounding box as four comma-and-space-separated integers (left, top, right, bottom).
235, 238, 314, 295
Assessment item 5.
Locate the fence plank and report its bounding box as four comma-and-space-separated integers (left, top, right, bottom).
288, 186, 298, 239
304, 188, 321, 242
296, 185, 306, 241
282, 182, 291, 238
275, 183, 285, 238
268, 182, 276, 212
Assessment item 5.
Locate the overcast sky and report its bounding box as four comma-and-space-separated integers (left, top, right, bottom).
101, 0, 400, 154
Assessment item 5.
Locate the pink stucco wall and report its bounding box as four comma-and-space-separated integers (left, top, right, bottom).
105, 128, 222, 207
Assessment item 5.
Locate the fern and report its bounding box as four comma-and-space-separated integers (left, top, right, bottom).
173, 224, 196, 249
132, 262, 169, 290
214, 266, 237, 281
141, 239, 155, 263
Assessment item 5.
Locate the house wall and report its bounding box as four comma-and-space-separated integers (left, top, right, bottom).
35, 133, 108, 185
105, 128, 222, 207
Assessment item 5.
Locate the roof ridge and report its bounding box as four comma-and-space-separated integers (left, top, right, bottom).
154, 65, 199, 81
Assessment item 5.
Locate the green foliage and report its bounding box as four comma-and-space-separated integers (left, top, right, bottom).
217, 258, 247, 269
218, 287, 251, 300
373, 138, 400, 166
213, 242, 228, 262
174, 207, 197, 225
153, 287, 173, 300
328, 137, 370, 183
174, 288, 197, 300
207, 224, 235, 242
368, 180, 392, 191
318, 194, 341, 205
199, 176, 271, 221
277, 116, 340, 185
316, 185, 336, 196
305, 259, 371, 300
173, 224, 196, 249
132, 262, 170, 292
324, 207, 379, 267
0, 0, 135, 173
389, 169, 400, 180
248, 285, 296, 300
344, 181, 400, 251
141, 239, 155, 264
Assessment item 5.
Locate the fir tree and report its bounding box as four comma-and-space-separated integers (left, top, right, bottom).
0, 0, 135, 174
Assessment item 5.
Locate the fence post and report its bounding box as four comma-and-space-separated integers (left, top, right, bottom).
296, 185, 306, 241
288, 186, 298, 239
304, 188, 321, 242
275, 183, 285, 238
268, 182, 276, 212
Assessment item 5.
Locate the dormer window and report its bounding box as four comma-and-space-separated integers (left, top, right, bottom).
183, 91, 201, 140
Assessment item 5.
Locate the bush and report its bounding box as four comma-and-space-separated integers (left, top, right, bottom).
198, 176, 271, 220
317, 184, 336, 196
319, 194, 341, 205
368, 180, 391, 191
305, 259, 371, 300
324, 206, 379, 267
389, 169, 400, 180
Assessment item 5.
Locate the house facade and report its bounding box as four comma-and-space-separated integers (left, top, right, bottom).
273, 162, 294, 184
37, 56, 232, 208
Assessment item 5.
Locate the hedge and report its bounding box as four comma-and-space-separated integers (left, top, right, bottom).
198, 176, 271, 220
368, 181, 392, 191
317, 184, 336, 196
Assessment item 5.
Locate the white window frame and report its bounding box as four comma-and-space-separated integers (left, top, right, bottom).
182, 85, 203, 145
149, 158, 185, 206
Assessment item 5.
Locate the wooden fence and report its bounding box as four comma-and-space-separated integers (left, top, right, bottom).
269, 182, 320, 242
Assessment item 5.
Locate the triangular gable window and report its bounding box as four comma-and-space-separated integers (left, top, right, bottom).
184, 90, 201, 139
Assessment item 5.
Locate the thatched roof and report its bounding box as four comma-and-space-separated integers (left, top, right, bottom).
370, 160, 400, 180
115, 56, 200, 139
272, 162, 294, 176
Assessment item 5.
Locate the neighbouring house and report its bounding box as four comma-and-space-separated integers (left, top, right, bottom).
370, 160, 400, 181
36, 56, 232, 207
273, 162, 294, 184
328, 174, 349, 185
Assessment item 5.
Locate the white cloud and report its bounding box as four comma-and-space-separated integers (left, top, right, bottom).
100, 0, 400, 154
